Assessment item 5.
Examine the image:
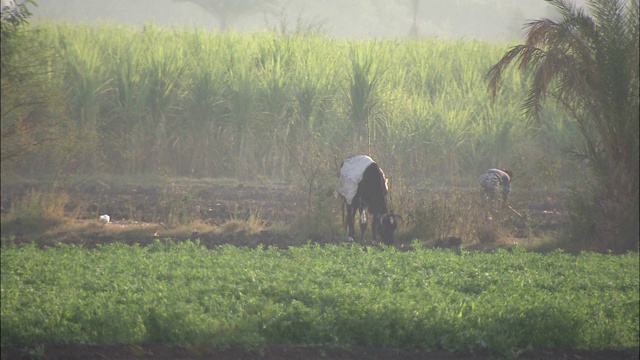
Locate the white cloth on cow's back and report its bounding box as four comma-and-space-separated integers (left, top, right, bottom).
338, 155, 377, 205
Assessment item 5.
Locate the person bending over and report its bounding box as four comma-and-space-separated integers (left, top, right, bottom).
479, 168, 513, 208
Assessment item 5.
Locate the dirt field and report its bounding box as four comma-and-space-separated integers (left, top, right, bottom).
2, 180, 636, 360
1, 179, 570, 250
2, 343, 638, 360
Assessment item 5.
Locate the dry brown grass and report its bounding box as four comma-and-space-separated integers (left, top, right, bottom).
217, 207, 267, 236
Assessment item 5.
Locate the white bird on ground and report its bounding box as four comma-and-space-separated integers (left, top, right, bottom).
99, 214, 110, 224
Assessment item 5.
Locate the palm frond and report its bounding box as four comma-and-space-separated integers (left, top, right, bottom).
490, 1, 607, 122
486, 45, 523, 100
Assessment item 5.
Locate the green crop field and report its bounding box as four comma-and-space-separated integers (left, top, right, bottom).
2, 241, 637, 356
4, 22, 585, 187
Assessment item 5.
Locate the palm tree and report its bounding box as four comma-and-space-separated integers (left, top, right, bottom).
487, 0, 639, 250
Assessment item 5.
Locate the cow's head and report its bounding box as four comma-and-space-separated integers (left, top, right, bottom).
376, 212, 403, 245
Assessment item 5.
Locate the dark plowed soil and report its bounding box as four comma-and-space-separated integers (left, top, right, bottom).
1, 179, 570, 250
2, 344, 638, 360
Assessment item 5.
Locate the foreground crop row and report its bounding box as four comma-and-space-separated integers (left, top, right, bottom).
1, 241, 638, 356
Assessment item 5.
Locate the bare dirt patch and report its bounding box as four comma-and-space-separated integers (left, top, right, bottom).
2, 344, 638, 360
1, 179, 569, 250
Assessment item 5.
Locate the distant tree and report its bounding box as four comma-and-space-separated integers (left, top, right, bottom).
174, 0, 280, 31
408, 0, 421, 38
1, 0, 30, 23
1, 0, 35, 76
1, 0, 62, 167
264, 3, 328, 36
488, 0, 639, 250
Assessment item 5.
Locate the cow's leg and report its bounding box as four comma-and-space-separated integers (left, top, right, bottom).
346, 204, 356, 240
358, 200, 367, 244
371, 214, 378, 243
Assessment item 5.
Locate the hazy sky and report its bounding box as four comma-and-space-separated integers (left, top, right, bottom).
29, 0, 589, 40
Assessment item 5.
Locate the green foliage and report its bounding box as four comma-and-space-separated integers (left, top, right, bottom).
1, 1, 64, 169
3, 21, 581, 188
345, 41, 387, 153
1, 0, 35, 66
487, 0, 639, 250
2, 243, 637, 356
287, 144, 342, 239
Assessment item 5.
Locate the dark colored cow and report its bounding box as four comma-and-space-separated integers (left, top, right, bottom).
338, 155, 402, 245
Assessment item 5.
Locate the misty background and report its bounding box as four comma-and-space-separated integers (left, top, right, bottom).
31, 0, 587, 40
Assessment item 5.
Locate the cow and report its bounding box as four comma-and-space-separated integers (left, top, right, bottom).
338, 155, 402, 245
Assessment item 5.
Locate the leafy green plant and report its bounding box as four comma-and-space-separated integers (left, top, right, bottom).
2, 243, 637, 356
345, 41, 387, 154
